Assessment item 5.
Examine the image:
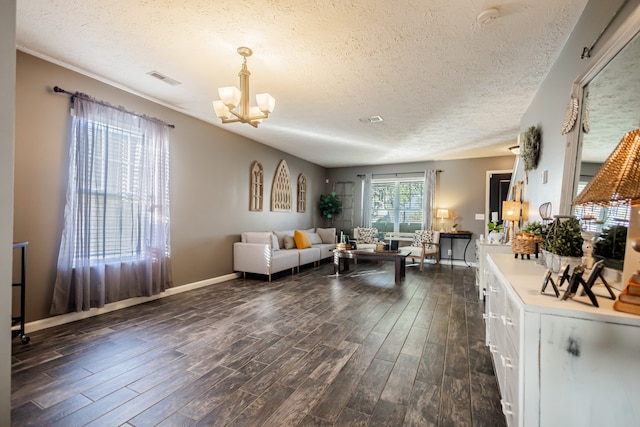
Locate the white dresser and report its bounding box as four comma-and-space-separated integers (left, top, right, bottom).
485, 253, 640, 427
475, 241, 513, 299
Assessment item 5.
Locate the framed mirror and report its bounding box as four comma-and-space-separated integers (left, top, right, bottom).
568, 8, 640, 274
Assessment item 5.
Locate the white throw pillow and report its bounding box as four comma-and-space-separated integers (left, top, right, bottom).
316, 228, 336, 244
271, 233, 280, 251
307, 232, 323, 245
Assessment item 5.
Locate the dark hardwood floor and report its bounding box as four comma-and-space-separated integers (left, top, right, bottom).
11, 260, 506, 426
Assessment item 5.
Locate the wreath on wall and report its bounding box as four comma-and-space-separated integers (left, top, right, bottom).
522, 125, 541, 173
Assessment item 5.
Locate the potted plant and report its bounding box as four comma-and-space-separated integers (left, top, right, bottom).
451, 214, 459, 232
521, 221, 543, 237
319, 192, 342, 222
546, 217, 583, 272
487, 222, 504, 243
594, 225, 627, 270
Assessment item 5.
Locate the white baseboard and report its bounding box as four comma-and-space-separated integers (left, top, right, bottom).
440, 259, 477, 268
24, 272, 241, 334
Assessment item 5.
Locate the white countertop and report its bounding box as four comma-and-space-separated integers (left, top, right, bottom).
488, 253, 640, 327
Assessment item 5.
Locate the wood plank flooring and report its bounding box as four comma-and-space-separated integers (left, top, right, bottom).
11, 260, 506, 426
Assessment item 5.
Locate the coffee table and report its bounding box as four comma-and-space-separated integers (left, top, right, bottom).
333, 249, 408, 285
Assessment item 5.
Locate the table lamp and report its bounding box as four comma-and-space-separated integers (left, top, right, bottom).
502, 201, 521, 242
437, 209, 449, 232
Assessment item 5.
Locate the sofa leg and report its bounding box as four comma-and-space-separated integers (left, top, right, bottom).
268, 274, 271, 282
243, 272, 246, 279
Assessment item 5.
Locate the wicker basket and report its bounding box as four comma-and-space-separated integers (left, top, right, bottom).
336, 243, 352, 251
512, 232, 540, 255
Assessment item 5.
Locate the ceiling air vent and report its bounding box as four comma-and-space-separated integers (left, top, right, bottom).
146, 70, 181, 86
359, 115, 384, 123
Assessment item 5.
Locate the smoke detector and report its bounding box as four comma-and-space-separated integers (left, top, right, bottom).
477, 7, 500, 25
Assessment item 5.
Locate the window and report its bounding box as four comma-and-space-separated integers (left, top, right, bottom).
52, 95, 172, 314
574, 181, 630, 232
75, 121, 160, 263
369, 177, 424, 233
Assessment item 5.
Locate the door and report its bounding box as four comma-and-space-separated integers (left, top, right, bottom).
489, 172, 512, 225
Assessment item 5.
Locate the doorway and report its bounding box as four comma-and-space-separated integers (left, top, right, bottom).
486, 171, 512, 227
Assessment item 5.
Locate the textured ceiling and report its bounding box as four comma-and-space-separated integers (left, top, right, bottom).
16, 0, 589, 168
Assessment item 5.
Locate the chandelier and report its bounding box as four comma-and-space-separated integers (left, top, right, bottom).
212, 47, 276, 128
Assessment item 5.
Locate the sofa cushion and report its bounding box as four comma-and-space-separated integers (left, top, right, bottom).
274, 230, 294, 249
271, 233, 280, 251
316, 227, 336, 244
294, 230, 312, 249
356, 227, 378, 244
283, 235, 296, 249
307, 232, 323, 245
244, 232, 273, 246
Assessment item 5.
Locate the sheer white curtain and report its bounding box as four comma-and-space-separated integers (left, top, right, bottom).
423, 169, 436, 230
361, 173, 372, 226
51, 96, 172, 314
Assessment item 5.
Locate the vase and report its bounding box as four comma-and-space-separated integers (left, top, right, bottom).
488, 231, 504, 244
550, 254, 561, 272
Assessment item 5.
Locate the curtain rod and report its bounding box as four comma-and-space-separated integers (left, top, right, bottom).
356, 169, 443, 179
52, 86, 175, 129
581, 0, 632, 59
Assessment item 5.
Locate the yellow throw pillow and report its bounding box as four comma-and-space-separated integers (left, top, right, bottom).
294, 230, 312, 249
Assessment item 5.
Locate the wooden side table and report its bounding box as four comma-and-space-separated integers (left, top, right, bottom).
440, 231, 473, 267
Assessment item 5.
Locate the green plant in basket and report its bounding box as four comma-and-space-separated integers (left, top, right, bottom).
522, 221, 543, 236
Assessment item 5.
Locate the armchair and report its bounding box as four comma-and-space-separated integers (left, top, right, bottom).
352, 227, 379, 250
399, 230, 440, 271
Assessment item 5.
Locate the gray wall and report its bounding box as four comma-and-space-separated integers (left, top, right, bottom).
14, 52, 329, 322
1, 1, 16, 422
328, 156, 515, 263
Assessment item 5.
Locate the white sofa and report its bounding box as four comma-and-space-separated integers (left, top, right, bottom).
233, 228, 336, 280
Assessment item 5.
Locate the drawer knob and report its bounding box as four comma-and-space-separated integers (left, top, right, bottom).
501, 355, 513, 368
501, 315, 514, 326
501, 400, 514, 415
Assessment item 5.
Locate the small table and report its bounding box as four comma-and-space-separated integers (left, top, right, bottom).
334, 249, 408, 285
440, 231, 473, 268
12, 242, 30, 344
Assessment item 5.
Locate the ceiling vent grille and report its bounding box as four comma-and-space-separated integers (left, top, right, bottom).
359, 115, 384, 123
147, 70, 181, 86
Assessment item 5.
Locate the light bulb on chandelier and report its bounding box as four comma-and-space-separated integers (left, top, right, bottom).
212, 47, 276, 128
